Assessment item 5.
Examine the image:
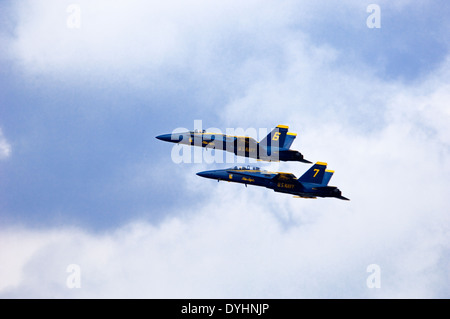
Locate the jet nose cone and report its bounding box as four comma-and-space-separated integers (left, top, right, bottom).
196, 171, 220, 179
156, 134, 172, 142
196, 171, 210, 178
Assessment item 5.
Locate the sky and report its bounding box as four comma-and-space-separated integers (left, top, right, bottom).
0, 0, 449, 298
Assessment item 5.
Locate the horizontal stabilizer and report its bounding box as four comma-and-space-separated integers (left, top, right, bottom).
312, 186, 337, 191
312, 186, 350, 200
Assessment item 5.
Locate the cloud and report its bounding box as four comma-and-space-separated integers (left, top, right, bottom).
2, 60, 450, 296
12, 0, 441, 86
9, 1, 296, 80
0, 128, 12, 159
0, 165, 448, 299
1, 0, 449, 299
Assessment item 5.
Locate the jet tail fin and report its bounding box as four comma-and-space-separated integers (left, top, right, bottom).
322, 170, 334, 186
283, 132, 297, 150
260, 125, 296, 150
298, 162, 328, 185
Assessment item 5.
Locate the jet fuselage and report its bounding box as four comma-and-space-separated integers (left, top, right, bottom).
156, 125, 310, 163
196, 164, 349, 200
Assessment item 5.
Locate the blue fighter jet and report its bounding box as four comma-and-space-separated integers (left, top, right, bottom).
156, 125, 311, 163
196, 162, 349, 200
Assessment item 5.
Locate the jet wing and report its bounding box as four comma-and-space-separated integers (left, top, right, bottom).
271, 172, 297, 182
199, 133, 226, 150
293, 195, 317, 199
234, 136, 259, 147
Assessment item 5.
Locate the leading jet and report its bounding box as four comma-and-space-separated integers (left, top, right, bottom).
156, 125, 311, 163
196, 162, 349, 200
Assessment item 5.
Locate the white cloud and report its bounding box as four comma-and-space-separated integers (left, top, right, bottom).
9, 0, 296, 81
0, 162, 448, 298
2, 68, 450, 296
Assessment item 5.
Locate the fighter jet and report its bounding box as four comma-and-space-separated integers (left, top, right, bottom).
156, 125, 311, 163
196, 162, 349, 200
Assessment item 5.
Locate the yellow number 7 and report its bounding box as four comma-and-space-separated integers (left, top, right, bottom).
313, 169, 320, 177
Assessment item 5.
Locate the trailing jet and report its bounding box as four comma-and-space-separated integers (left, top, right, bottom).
196, 162, 349, 200
156, 125, 311, 163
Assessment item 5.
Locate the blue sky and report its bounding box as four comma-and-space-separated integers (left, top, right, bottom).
1, 0, 449, 298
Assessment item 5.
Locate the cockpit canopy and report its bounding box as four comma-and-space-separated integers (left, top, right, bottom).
233, 165, 260, 171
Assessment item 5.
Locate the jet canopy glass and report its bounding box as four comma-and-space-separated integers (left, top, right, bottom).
232, 166, 261, 171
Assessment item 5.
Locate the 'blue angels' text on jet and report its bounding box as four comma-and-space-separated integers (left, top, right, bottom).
196, 162, 349, 200
156, 125, 311, 163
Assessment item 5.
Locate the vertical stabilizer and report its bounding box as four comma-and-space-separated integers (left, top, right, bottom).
282, 132, 297, 150
259, 125, 290, 150
298, 162, 328, 184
